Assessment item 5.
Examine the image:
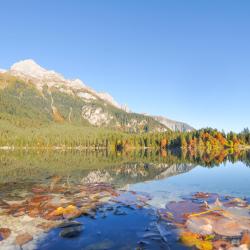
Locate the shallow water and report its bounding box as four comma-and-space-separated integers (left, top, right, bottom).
38, 206, 174, 250
0, 150, 250, 249
130, 162, 250, 208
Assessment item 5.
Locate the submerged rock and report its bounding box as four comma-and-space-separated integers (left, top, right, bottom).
85, 239, 114, 250
164, 200, 205, 223
58, 220, 83, 228
37, 221, 59, 232
0, 228, 11, 241
15, 232, 33, 246
137, 240, 150, 246
212, 240, 232, 249
113, 208, 127, 216
241, 231, 250, 247
0, 181, 121, 248
59, 225, 83, 238
161, 193, 250, 249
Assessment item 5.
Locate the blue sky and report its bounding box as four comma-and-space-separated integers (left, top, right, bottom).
0, 0, 249, 132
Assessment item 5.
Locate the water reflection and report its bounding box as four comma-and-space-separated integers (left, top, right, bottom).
0, 149, 249, 186
0, 149, 250, 249
130, 162, 250, 208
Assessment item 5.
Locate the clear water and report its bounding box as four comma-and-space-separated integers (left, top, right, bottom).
1, 150, 250, 249
38, 206, 177, 250
130, 162, 250, 208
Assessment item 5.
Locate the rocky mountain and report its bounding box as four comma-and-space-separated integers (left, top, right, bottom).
10, 59, 123, 109
0, 59, 193, 133
153, 116, 194, 132
0, 60, 166, 133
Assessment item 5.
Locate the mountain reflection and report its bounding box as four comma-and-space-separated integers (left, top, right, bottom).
0, 149, 249, 186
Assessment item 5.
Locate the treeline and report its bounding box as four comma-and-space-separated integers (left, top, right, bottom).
165, 147, 250, 167
168, 128, 250, 150
115, 128, 250, 151
0, 119, 249, 152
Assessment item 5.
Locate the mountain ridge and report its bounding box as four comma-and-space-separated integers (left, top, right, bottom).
153, 115, 194, 132
0, 59, 194, 132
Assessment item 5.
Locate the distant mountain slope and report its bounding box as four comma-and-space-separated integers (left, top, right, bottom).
0, 60, 167, 133
153, 116, 194, 132
0, 59, 193, 133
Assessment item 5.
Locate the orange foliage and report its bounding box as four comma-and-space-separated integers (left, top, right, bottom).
160, 138, 168, 148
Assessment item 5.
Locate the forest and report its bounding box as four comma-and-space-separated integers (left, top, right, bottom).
0, 116, 249, 153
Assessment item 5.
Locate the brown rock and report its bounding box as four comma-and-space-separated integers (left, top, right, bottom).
241, 231, 250, 247
37, 222, 58, 232
63, 210, 82, 220
43, 212, 62, 221
29, 195, 51, 206
62, 205, 82, 220
0, 199, 10, 209
193, 192, 210, 199
12, 207, 26, 217
213, 240, 232, 249
165, 200, 204, 223
224, 198, 248, 208
28, 207, 41, 218
0, 228, 11, 240
186, 217, 213, 235
31, 186, 47, 193
213, 218, 248, 237
15, 233, 33, 246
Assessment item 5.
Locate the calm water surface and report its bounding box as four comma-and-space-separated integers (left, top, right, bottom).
130, 162, 250, 208
0, 150, 250, 249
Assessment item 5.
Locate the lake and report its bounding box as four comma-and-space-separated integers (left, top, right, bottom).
0, 150, 250, 249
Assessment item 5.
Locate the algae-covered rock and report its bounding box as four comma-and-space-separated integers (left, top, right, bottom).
59, 225, 83, 238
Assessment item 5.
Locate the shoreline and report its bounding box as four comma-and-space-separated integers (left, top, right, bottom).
0, 146, 152, 151
0, 145, 250, 151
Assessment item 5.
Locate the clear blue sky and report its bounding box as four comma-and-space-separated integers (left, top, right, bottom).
0, 0, 249, 132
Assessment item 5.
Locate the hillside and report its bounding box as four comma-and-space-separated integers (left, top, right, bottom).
0, 60, 169, 133
0, 59, 194, 138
